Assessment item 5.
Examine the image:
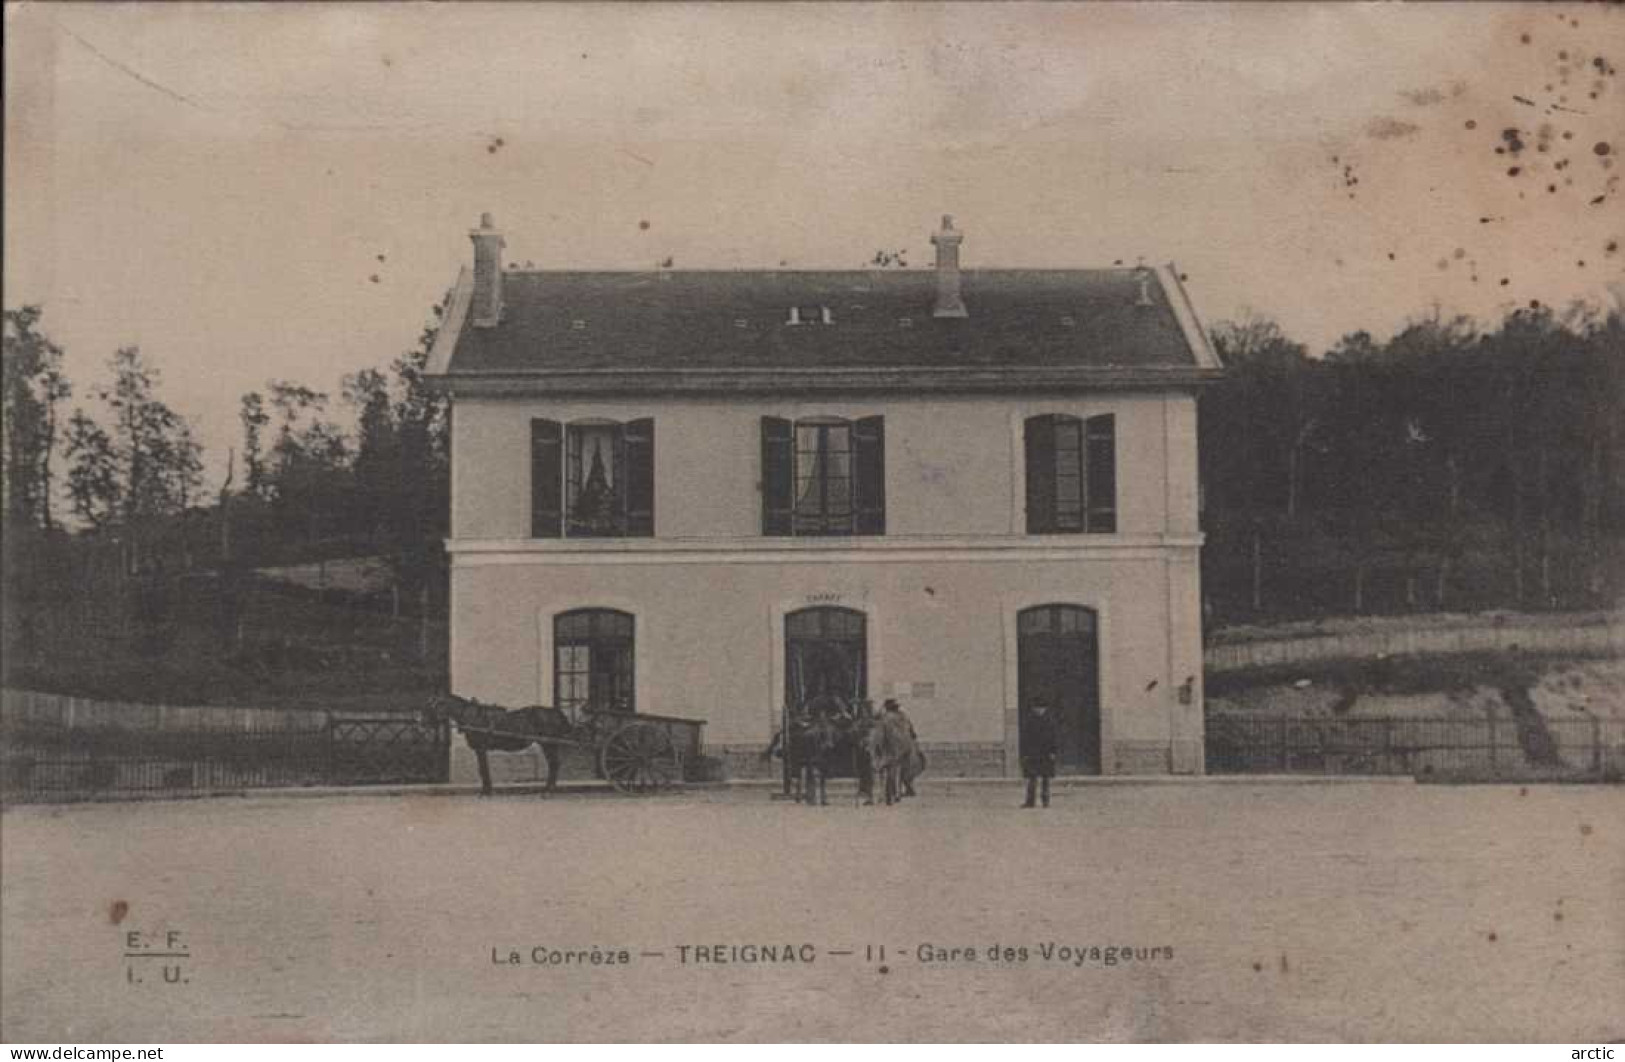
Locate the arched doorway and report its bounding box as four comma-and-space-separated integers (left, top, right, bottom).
783, 607, 867, 792
1017, 604, 1101, 774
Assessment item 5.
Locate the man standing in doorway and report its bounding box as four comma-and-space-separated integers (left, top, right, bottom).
1021, 700, 1059, 808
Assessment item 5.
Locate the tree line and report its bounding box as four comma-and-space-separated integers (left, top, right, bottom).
1199, 303, 1624, 623
2, 299, 451, 682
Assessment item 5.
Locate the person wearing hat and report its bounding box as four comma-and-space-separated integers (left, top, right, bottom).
882, 698, 923, 798
1020, 700, 1059, 808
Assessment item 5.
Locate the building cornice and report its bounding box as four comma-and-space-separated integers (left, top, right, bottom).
428, 364, 1223, 398
447, 533, 1204, 567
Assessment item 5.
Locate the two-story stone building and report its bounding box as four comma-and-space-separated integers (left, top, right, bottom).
426, 214, 1222, 781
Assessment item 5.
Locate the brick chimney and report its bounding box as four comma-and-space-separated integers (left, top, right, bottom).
930, 214, 968, 319
469, 213, 505, 328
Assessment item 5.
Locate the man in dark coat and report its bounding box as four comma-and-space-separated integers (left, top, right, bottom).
1020, 700, 1059, 808
854, 699, 878, 805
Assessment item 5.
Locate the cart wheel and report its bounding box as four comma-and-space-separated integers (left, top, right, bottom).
600, 720, 681, 794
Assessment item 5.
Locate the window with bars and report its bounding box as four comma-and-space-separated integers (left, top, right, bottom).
760, 415, 885, 536
1024, 413, 1116, 533
530, 418, 654, 538
554, 609, 635, 713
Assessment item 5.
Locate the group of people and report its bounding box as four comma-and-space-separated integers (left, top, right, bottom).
779, 694, 1063, 809
778, 695, 923, 806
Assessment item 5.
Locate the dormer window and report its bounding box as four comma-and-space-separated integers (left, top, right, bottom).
898, 317, 913, 329
1060, 315, 1077, 328
786, 305, 833, 326
571, 319, 588, 331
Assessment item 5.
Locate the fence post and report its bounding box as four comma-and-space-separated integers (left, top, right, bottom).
325, 714, 337, 786
1279, 716, 1289, 772
1383, 718, 1395, 775
1591, 716, 1602, 777
1487, 718, 1498, 770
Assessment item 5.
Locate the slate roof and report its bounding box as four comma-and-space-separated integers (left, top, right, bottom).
436, 268, 1219, 381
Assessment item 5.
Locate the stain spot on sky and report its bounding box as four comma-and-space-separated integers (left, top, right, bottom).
1399, 86, 1447, 106
1367, 116, 1421, 140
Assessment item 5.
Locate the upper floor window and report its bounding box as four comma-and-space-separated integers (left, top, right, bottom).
1025, 413, 1116, 534
530, 418, 654, 538
554, 608, 634, 712
761, 415, 885, 536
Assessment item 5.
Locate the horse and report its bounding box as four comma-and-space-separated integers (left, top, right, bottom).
792, 713, 844, 806
866, 710, 925, 806
764, 713, 843, 805
425, 692, 575, 796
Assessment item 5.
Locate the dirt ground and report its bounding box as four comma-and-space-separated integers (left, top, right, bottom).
2, 783, 1621, 1043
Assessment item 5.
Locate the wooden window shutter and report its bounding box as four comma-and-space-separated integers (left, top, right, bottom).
761, 416, 794, 536
624, 418, 655, 537
1085, 413, 1116, 533
530, 418, 563, 538
854, 415, 886, 535
1024, 414, 1056, 533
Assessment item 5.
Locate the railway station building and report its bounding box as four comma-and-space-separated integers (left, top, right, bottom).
426, 214, 1223, 781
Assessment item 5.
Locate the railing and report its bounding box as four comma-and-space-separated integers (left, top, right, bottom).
1205, 714, 1625, 779
2, 690, 449, 802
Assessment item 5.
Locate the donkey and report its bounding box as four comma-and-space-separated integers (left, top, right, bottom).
425, 692, 574, 796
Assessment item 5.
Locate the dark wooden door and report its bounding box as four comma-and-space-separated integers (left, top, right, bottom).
783, 607, 867, 792
1018, 605, 1101, 774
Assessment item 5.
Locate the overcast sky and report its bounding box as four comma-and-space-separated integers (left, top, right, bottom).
5, 2, 1623, 487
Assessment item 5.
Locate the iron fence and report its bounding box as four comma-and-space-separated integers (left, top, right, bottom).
1205, 714, 1625, 779
1, 714, 449, 801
